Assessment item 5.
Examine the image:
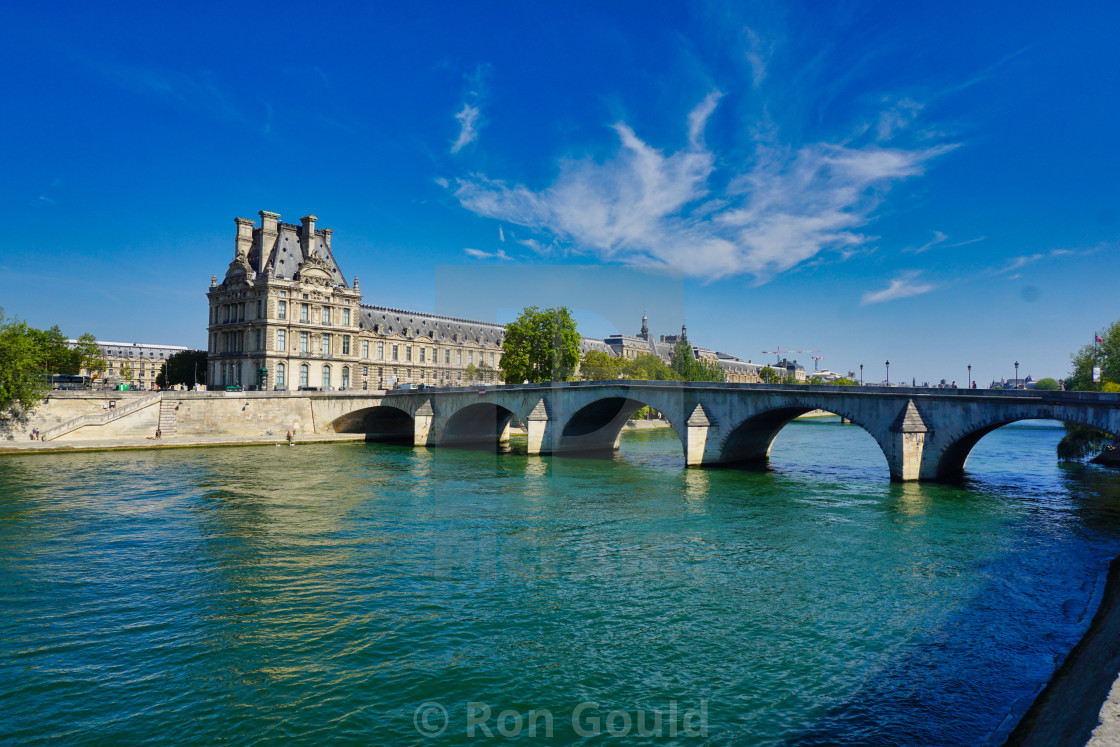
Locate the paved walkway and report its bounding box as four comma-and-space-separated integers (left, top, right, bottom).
0, 433, 369, 455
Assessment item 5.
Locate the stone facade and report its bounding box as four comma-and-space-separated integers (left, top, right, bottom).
68, 339, 189, 388
207, 212, 506, 391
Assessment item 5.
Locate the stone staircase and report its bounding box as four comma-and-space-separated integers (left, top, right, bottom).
158, 398, 178, 437
41, 393, 163, 441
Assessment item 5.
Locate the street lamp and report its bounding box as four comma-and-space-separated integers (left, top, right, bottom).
859, 363, 864, 386
967, 364, 972, 389
1014, 361, 1019, 389
885, 360, 890, 386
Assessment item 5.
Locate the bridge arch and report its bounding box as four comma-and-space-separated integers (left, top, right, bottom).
557, 395, 683, 456
934, 409, 1120, 480
329, 405, 414, 442
719, 403, 890, 471
438, 402, 517, 451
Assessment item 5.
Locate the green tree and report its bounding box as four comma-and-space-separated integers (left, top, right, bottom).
580, 350, 623, 380
832, 377, 857, 386
670, 337, 695, 380
499, 306, 581, 384
1059, 321, 1120, 460
759, 366, 781, 384
809, 375, 824, 385
156, 349, 207, 388
120, 362, 134, 384
692, 356, 726, 382
1033, 377, 1060, 391
623, 352, 674, 381
464, 362, 479, 384
0, 309, 49, 414
73, 333, 106, 384
0, 308, 100, 414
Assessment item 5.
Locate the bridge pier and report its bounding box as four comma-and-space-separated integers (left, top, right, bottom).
413, 399, 434, 447
885, 400, 930, 482
526, 396, 554, 456
684, 404, 722, 466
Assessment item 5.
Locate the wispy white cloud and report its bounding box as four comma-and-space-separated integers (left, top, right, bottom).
744, 27, 773, 88
876, 98, 924, 141
905, 230, 947, 254
464, 247, 511, 261
452, 94, 953, 281
517, 238, 548, 254
861, 272, 935, 305
451, 104, 480, 153
999, 248, 1072, 274
903, 231, 985, 254
498, 225, 505, 242
450, 64, 490, 154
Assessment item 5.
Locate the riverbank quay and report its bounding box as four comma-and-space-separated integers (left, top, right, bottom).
0, 432, 368, 456
1004, 557, 1120, 746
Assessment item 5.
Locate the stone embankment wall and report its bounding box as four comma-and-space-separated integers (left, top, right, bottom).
12, 391, 389, 442
3, 392, 147, 441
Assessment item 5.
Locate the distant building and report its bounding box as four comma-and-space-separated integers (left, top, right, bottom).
208, 212, 507, 390
68, 339, 189, 387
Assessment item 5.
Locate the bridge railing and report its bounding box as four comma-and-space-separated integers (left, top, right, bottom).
381, 379, 1120, 404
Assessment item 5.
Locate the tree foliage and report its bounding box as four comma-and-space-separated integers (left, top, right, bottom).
580, 350, 624, 380
499, 306, 581, 384
759, 366, 781, 384
667, 335, 726, 383
0, 308, 101, 415
623, 353, 675, 381
1033, 377, 1060, 391
156, 350, 208, 388
1059, 320, 1120, 460
464, 362, 479, 384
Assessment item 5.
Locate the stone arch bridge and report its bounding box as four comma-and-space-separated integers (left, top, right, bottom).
313, 381, 1120, 482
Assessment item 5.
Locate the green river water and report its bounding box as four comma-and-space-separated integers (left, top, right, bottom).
2, 419, 1120, 745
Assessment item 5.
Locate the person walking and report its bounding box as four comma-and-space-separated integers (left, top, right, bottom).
286, 430, 293, 446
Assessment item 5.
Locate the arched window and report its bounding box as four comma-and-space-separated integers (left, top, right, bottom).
322, 365, 331, 390
276, 363, 286, 388
299, 364, 309, 388
341, 366, 350, 389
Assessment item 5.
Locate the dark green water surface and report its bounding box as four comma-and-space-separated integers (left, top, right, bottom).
3, 420, 1120, 745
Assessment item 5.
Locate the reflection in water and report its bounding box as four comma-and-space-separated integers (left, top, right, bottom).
683, 467, 710, 504
0, 422, 1118, 745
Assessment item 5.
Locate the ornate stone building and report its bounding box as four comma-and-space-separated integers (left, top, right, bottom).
207, 211, 763, 390
207, 212, 505, 390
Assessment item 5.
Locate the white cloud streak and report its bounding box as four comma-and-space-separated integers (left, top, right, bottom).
463, 247, 511, 261
451, 104, 480, 154
452, 94, 953, 281
861, 272, 935, 305
999, 248, 1073, 274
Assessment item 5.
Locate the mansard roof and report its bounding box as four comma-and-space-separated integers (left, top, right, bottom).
358, 305, 505, 345
580, 338, 614, 355
253, 222, 348, 288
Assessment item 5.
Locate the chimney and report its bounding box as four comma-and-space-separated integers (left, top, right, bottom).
259, 211, 280, 273
300, 215, 317, 255
234, 217, 255, 258
322, 227, 332, 250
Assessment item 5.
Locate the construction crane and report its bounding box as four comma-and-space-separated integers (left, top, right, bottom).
761, 346, 821, 364
811, 356, 824, 371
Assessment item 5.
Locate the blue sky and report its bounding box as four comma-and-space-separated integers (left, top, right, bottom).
1, 1, 1117, 385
